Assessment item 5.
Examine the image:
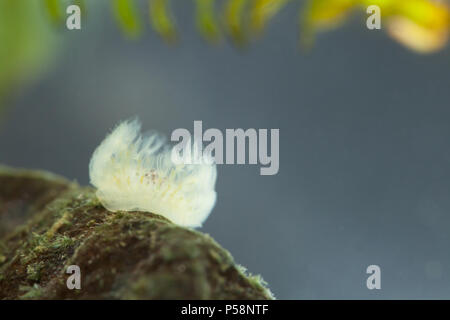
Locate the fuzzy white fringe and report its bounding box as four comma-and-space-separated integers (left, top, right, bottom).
89, 118, 217, 228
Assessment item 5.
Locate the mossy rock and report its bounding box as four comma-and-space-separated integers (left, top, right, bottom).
0, 165, 273, 300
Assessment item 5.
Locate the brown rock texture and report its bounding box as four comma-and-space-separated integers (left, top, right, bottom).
0, 165, 273, 300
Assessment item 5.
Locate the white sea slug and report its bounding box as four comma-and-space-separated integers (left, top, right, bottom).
89, 118, 217, 228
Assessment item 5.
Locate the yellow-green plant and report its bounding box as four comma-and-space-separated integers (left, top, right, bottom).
0, 0, 56, 113
40, 0, 450, 52
1, 0, 449, 114
303, 0, 450, 53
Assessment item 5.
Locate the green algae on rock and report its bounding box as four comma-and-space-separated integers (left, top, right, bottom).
0, 165, 273, 299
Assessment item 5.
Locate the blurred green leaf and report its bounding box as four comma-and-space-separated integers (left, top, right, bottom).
149, 0, 177, 43
250, 0, 290, 35
0, 0, 55, 115
195, 0, 222, 43
44, 0, 64, 25
113, 0, 142, 38
224, 0, 251, 45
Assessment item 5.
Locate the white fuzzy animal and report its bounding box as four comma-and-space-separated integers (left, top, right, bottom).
89, 118, 217, 228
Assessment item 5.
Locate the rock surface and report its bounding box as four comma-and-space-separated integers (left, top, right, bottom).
0, 165, 273, 299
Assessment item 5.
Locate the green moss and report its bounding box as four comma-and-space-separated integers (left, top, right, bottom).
51, 235, 75, 249
26, 261, 45, 281
0, 165, 273, 300
19, 284, 43, 300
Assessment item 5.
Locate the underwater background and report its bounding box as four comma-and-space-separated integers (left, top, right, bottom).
1, 0, 450, 299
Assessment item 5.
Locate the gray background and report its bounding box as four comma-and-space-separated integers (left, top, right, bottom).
1, 1, 450, 299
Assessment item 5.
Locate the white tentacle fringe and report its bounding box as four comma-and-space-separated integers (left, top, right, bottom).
89, 118, 217, 228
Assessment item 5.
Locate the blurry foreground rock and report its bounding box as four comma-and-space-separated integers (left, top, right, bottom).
0, 165, 273, 300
